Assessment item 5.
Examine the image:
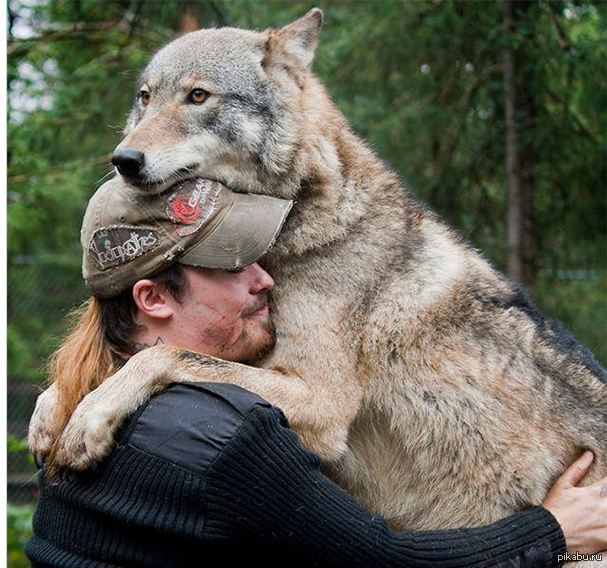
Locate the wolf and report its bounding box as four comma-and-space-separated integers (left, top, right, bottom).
30, 7, 606, 557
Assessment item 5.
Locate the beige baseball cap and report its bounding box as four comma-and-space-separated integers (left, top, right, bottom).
81, 177, 293, 298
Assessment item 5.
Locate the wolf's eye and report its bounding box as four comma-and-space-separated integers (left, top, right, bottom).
189, 89, 208, 105
139, 90, 151, 106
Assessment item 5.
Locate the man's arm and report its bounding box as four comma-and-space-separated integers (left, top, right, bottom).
199, 389, 566, 567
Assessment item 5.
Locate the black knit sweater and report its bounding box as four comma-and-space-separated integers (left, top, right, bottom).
26, 383, 566, 567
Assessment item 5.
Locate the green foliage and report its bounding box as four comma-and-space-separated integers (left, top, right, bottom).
7, 502, 34, 568
536, 270, 607, 364
7, 0, 606, 388
7, 435, 30, 456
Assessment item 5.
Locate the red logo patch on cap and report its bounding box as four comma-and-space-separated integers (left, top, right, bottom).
166, 179, 220, 236
170, 196, 202, 224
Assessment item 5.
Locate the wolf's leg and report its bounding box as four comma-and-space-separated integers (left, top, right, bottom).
28, 382, 60, 459
50, 345, 360, 470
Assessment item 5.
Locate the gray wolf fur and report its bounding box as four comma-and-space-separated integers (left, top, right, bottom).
30, 7, 607, 553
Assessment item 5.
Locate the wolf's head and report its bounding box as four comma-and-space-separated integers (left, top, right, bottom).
112, 9, 329, 198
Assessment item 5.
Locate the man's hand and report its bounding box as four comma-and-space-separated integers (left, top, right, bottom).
543, 451, 607, 555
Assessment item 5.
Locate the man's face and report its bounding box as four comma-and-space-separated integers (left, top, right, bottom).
169, 263, 276, 363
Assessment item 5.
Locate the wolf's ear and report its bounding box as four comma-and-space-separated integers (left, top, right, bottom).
265, 8, 323, 70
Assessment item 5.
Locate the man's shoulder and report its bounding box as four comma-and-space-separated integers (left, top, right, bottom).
122, 383, 272, 476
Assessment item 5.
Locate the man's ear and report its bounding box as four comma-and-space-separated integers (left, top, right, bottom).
264, 8, 323, 70
132, 279, 175, 321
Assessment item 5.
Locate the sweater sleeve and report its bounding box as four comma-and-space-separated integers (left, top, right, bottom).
204, 405, 566, 568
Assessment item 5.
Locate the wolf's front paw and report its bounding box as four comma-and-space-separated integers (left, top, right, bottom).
53, 390, 122, 471
28, 383, 61, 460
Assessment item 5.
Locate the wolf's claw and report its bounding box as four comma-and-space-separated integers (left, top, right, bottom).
28, 383, 61, 461
53, 388, 120, 471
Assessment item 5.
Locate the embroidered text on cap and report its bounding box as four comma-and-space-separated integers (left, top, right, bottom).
89, 226, 159, 271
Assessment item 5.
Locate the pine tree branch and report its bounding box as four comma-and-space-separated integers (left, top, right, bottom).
8, 154, 112, 185
545, 4, 573, 51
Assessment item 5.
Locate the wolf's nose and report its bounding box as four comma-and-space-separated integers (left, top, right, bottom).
111, 149, 145, 177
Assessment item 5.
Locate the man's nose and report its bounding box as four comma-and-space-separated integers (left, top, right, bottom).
247, 263, 275, 293
111, 148, 145, 177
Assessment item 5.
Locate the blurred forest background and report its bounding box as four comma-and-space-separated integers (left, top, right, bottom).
6, 0, 606, 564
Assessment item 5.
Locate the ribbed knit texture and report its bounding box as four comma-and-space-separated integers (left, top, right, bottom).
206, 406, 566, 567
28, 449, 208, 567
26, 403, 566, 567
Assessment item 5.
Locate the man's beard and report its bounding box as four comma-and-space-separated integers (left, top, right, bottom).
235, 292, 276, 364
239, 317, 276, 365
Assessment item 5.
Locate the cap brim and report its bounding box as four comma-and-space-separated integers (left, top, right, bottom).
178, 193, 292, 269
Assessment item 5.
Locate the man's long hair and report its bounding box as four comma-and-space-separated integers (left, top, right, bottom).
45, 263, 188, 472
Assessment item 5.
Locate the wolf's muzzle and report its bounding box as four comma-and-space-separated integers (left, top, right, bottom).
111, 148, 145, 177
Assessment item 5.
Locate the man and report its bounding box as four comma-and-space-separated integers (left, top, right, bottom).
27, 177, 607, 567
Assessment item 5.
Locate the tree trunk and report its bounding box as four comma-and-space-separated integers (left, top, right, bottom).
180, 4, 199, 34
502, 0, 536, 293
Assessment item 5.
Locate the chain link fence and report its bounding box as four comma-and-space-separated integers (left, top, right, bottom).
8, 254, 87, 504
7, 381, 39, 504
